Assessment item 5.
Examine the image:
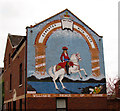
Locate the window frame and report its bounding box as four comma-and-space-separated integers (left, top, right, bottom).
8, 53, 11, 65
10, 74, 12, 91
56, 97, 68, 111
19, 63, 22, 86
8, 102, 11, 111
13, 101, 16, 111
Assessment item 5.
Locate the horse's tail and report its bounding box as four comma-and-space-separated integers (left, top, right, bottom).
48, 66, 54, 78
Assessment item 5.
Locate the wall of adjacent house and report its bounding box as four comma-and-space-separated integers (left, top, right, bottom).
3, 38, 26, 110
0, 74, 3, 111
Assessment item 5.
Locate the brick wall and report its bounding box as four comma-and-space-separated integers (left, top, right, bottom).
3, 38, 26, 105
5, 98, 25, 110
68, 97, 107, 110
5, 96, 120, 111
107, 98, 120, 111
25, 97, 107, 110
26, 97, 56, 111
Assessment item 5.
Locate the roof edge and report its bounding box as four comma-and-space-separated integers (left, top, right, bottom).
11, 36, 26, 58
26, 9, 69, 28
8, 33, 26, 48
26, 9, 103, 38
66, 9, 103, 38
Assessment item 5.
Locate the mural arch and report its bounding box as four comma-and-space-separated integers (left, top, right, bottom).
34, 20, 100, 77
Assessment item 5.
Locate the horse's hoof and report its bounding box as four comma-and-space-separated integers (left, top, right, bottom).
80, 77, 83, 79
56, 88, 59, 90
85, 75, 88, 77
63, 87, 66, 89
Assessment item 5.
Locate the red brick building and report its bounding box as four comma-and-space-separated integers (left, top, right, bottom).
3, 34, 26, 110
0, 68, 4, 111
3, 9, 108, 111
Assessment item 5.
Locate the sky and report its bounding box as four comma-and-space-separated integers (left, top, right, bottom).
0, 0, 119, 78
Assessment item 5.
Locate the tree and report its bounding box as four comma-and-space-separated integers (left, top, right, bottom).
106, 75, 118, 97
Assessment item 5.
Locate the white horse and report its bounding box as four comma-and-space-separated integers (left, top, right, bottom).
48, 52, 87, 90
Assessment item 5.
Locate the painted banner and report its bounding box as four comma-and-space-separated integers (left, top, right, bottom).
27, 9, 106, 97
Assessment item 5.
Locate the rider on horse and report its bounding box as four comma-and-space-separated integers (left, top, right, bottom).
60, 46, 70, 75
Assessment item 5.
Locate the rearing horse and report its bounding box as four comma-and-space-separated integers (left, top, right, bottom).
48, 52, 87, 90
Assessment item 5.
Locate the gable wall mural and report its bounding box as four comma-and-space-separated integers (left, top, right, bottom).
27, 9, 106, 97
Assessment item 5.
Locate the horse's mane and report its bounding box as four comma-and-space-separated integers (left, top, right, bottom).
70, 53, 77, 60
71, 53, 76, 57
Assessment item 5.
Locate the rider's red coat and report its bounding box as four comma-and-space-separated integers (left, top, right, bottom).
60, 52, 70, 62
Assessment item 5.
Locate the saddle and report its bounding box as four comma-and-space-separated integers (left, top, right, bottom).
56, 61, 74, 71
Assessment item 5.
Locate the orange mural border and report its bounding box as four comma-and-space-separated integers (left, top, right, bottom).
35, 20, 61, 45
27, 93, 107, 98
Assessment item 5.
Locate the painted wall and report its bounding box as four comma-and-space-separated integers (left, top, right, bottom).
27, 9, 106, 97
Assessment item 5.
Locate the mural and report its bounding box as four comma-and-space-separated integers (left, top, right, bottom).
27, 9, 106, 97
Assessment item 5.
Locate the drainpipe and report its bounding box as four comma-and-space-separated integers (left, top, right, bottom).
24, 32, 27, 111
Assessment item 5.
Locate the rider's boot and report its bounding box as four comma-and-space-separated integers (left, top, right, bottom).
66, 62, 70, 75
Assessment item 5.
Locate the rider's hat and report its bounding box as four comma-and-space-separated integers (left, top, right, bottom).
62, 46, 68, 50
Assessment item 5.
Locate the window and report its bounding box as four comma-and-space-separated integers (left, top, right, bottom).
9, 53, 11, 65
9, 102, 11, 111
8, 102, 9, 111
13, 101, 16, 111
56, 98, 67, 111
4, 60, 6, 70
19, 63, 22, 85
8, 102, 11, 111
10, 74, 12, 90
118, 85, 120, 95
19, 99, 22, 111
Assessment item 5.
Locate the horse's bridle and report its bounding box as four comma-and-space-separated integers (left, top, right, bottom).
76, 53, 81, 61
